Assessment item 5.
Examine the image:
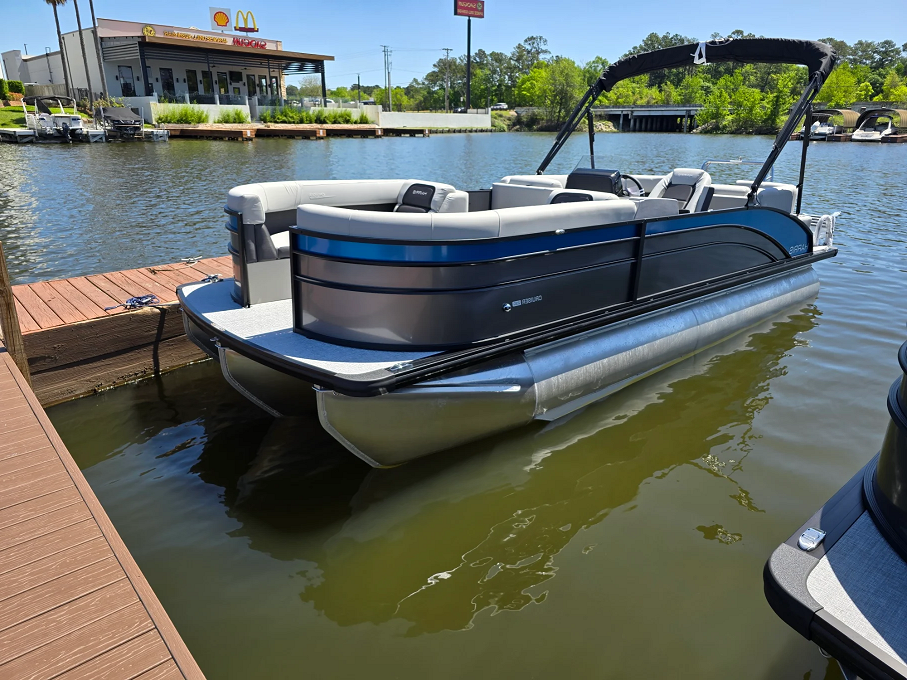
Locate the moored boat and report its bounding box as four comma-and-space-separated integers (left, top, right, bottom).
851, 107, 906, 142
179, 37, 841, 466
764, 338, 907, 680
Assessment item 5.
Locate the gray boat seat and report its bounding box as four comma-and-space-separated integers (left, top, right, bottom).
269, 230, 291, 259
632, 197, 680, 220
498, 174, 568, 188
394, 181, 469, 213
648, 168, 712, 212
549, 189, 621, 204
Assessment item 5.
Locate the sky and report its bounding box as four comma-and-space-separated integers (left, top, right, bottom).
0, 0, 901, 88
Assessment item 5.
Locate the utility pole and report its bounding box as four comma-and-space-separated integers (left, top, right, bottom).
465, 18, 471, 109
357, 74, 361, 104
381, 45, 392, 112
442, 47, 451, 112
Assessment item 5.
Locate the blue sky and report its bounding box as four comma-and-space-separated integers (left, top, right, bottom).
1, 0, 900, 88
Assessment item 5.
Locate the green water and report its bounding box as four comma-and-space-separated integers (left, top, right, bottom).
18, 132, 907, 678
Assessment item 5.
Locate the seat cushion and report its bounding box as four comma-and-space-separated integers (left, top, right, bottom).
270, 230, 291, 259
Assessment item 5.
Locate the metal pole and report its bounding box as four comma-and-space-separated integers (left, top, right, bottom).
357, 74, 360, 103
587, 109, 595, 166
138, 42, 151, 96
0, 242, 31, 387
795, 103, 812, 215
465, 18, 471, 110
320, 64, 327, 106
442, 47, 451, 112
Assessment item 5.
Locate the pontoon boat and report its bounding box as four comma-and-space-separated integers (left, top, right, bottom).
95, 105, 144, 140
764, 338, 907, 679
22, 96, 102, 143
180, 37, 840, 467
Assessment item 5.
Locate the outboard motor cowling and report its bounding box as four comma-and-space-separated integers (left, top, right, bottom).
865, 339, 907, 558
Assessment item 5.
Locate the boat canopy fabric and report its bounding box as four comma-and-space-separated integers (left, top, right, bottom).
597, 38, 837, 92
23, 96, 77, 114
99, 107, 143, 123
854, 108, 907, 127
812, 108, 860, 129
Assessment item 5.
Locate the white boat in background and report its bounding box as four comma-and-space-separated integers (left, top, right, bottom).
851, 107, 905, 142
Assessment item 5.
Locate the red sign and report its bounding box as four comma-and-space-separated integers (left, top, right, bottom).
233, 37, 266, 49
454, 0, 484, 17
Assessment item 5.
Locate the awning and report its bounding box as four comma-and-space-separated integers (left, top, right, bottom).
812, 108, 860, 129
854, 107, 907, 127
597, 38, 837, 92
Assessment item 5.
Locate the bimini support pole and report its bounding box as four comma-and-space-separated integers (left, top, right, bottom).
748, 72, 823, 206
795, 103, 812, 214
536, 83, 600, 174
587, 109, 595, 167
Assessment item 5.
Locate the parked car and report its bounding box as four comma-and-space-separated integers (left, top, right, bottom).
361, 100, 376, 106
491, 102, 508, 110
453, 107, 467, 113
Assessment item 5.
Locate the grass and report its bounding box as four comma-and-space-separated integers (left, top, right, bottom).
214, 109, 251, 124
0, 109, 26, 128
154, 105, 209, 124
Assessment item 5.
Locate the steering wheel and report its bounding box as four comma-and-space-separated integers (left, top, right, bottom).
620, 174, 645, 197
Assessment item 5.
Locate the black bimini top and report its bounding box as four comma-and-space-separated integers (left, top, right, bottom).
23, 96, 78, 115
596, 38, 836, 93
100, 107, 143, 123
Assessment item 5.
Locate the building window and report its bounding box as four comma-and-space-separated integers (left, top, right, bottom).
118, 65, 135, 97
186, 70, 198, 94
259, 75, 267, 96
201, 71, 213, 95
229, 71, 242, 84
159, 68, 175, 97
217, 72, 228, 95
246, 74, 256, 96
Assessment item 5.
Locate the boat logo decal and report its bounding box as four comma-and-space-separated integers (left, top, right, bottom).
511, 295, 543, 309
309, 192, 328, 199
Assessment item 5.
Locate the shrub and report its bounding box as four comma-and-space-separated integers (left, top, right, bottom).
215, 108, 251, 124
0, 80, 7, 99
8, 92, 24, 102
154, 105, 209, 124
7, 81, 24, 94
355, 111, 372, 124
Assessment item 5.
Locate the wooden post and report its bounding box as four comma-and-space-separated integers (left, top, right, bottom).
0, 242, 31, 386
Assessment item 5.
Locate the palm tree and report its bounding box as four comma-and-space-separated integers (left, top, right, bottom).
44, 0, 72, 99
71, 0, 94, 104
86, 0, 107, 98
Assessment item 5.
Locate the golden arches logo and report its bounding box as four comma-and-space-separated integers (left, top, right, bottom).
234, 10, 259, 33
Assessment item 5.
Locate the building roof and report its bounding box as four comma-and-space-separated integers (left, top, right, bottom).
141, 36, 333, 62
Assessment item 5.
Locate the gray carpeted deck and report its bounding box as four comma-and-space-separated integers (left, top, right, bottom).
181, 280, 434, 376
807, 511, 907, 663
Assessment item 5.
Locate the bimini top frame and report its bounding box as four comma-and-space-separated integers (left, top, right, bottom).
537, 38, 837, 209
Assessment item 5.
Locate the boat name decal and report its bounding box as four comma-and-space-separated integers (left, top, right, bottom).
512, 295, 542, 308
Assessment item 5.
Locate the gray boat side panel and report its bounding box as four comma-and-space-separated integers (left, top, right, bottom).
219, 347, 316, 417
296, 261, 635, 348
181, 281, 433, 377
638, 243, 775, 298
807, 512, 907, 664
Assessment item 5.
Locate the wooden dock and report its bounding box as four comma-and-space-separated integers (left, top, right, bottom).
161, 123, 430, 140
2, 257, 232, 406
0, 342, 205, 679
0, 129, 37, 144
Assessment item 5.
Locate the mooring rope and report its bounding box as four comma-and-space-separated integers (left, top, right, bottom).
104, 294, 161, 311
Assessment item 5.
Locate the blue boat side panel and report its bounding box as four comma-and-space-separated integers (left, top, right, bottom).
645, 208, 811, 256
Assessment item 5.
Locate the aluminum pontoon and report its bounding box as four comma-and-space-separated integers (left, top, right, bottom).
764, 339, 907, 680
180, 37, 841, 467
22, 96, 103, 143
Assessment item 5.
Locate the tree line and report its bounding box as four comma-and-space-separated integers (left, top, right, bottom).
311, 32, 907, 134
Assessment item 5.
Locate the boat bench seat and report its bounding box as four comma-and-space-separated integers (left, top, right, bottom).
490, 182, 620, 209
227, 179, 469, 263
297, 198, 645, 241
709, 182, 799, 213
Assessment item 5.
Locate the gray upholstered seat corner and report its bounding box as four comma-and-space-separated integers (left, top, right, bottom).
649, 168, 712, 212
393, 180, 469, 213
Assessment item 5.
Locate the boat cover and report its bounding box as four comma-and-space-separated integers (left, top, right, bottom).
100, 107, 143, 123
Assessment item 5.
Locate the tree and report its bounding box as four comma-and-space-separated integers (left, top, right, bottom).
86, 0, 106, 98
297, 75, 322, 99
818, 62, 858, 106
44, 0, 72, 99
71, 0, 94, 100
818, 37, 850, 61
856, 81, 874, 101
285, 84, 299, 98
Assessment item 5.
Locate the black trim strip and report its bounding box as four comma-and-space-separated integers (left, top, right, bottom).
181, 250, 834, 396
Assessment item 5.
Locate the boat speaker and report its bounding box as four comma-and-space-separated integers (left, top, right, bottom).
565, 168, 623, 195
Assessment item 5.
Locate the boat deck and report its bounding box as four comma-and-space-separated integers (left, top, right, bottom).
0, 345, 205, 679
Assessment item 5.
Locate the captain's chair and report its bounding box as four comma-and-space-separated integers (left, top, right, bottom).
394, 181, 468, 213
648, 169, 712, 212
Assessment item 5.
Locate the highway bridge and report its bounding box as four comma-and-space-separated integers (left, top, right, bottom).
592, 104, 704, 132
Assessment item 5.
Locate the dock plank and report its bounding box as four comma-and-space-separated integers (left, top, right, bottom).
46, 278, 109, 321
0, 520, 100, 577
27, 281, 89, 325
0, 581, 137, 666
84, 274, 135, 308
0, 350, 205, 679
11, 285, 64, 330
12, 298, 40, 334
117, 268, 179, 303
0, 599, 152, 679
55, 629, 172, 680
67, 277, 127, 316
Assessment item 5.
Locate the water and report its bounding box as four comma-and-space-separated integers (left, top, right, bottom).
2, 132, 904, 678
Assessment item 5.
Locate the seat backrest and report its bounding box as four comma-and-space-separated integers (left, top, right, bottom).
394, 180, 468, 213
548, 189, 620, 204
649, 169, 712, 212
490, 183, 555, 209
498, 175, 567, 188
756, 186, 796, 213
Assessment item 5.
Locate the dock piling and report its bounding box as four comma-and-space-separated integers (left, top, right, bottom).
0, 242, 31, 386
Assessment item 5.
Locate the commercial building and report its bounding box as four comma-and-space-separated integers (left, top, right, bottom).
2, 16, 333, 104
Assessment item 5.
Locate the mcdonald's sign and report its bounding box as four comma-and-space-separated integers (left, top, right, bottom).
234, 10, 259, 32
